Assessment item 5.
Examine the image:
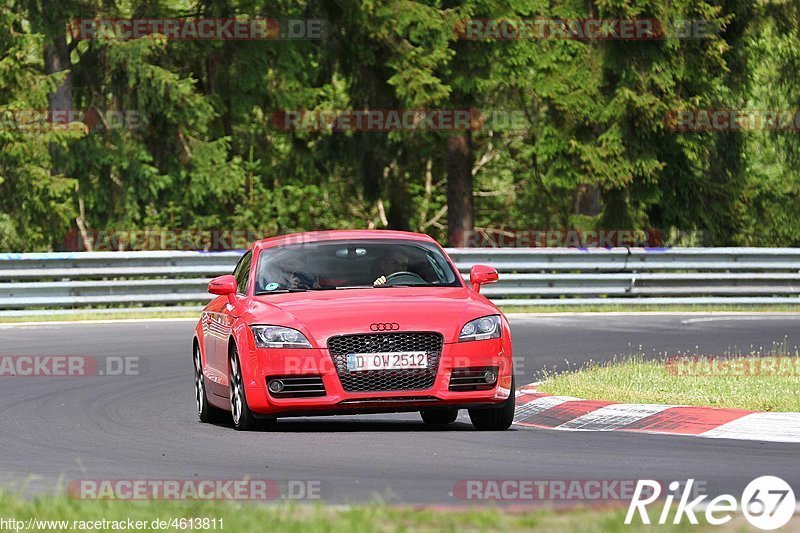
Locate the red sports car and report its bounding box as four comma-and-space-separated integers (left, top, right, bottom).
192, 230, 515, 431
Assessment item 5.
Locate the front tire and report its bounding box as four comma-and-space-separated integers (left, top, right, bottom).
420, 408, 459, 425
194, 344, 225, 423
229, 344, 260, 431
468, 376, 516, 431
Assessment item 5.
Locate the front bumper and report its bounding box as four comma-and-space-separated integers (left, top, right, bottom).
243, 339, 512, 416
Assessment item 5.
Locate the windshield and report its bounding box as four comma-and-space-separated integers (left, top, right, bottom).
253, 239, 461, 293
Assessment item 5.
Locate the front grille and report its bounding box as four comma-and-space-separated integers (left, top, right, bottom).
328, 332, 444, 392
449, 367, 498, 391
267, 375, 326, 398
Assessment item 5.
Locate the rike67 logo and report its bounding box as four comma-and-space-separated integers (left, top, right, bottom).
626, 477, 796, 530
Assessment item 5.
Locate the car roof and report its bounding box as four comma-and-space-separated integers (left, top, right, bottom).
252, 230, 438, 251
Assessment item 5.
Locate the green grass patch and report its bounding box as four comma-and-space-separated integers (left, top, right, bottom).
0, 492, 733, 532
538, 350, 800, 412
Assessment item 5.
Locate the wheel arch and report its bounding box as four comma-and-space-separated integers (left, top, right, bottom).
192, 334, 204, 366
227, 321, 260, 388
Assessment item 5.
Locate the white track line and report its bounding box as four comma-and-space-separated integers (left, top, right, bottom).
700, 413, 800, 443
514, 395, 579, 420
0, 318, 197, 328
681, 315, 800, 324
556, 404, 671, 431
508, 312, 800, 320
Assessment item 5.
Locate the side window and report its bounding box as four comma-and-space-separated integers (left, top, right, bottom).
232, 251, 252, 294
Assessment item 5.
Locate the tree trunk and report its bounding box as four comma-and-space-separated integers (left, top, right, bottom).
573, 184, 601, 216
446, 133, 473, 246
44, 33, 73, 160
386, 158, 411, 231
44, 34, 73, 115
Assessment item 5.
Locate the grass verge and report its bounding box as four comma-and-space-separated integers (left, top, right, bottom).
537, 354, 800, 412
1, 304, 799, 323
0, 493, 733, 532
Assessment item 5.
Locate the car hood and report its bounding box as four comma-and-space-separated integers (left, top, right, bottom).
239, 287, 497, 346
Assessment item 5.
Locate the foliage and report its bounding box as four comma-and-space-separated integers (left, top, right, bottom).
1, 0, 798, 250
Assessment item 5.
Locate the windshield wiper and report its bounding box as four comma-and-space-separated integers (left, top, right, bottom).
333, 284, 440, 289
254, 288, 309, 295
257, 284, 441, 293
376, 283, 437, 288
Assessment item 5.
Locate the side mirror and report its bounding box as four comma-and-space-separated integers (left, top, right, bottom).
469, 265, 498, 293
208, 275, 237, 304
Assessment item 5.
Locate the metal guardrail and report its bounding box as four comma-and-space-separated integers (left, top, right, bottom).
1, 248, 799, 315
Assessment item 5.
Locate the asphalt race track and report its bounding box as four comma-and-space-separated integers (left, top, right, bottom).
1, 314, 799, 504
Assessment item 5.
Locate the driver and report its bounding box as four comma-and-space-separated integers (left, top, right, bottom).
281, 255, 320, 290
373, 250, 409, 286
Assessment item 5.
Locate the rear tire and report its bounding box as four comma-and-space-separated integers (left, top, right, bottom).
468, 376, 515, 431
229, 344, 260, 431
420, 408, 459, 425
194, 344, 225, 423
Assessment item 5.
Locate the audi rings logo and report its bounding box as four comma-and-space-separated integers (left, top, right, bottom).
370, 322, 400, 331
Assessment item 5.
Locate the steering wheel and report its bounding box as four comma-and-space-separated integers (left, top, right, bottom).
383, 271, 426, 285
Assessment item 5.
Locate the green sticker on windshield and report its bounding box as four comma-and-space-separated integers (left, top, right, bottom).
264, 282, 279, 291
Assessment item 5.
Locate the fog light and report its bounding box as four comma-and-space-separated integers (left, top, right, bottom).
484, 370, 498, 384
268, 380, 284, 393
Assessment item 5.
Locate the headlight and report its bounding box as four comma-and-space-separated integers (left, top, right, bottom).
251, 325, 312, 348
459, 315, 501, 342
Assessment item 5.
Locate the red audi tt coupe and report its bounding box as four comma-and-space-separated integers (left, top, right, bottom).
192, 230, 515, 431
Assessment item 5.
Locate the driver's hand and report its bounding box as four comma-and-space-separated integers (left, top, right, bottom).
373, 275, 387, 287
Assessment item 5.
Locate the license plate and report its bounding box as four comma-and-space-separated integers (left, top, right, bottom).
347, 352, 428, 372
